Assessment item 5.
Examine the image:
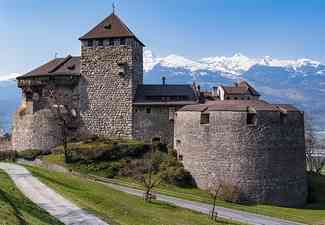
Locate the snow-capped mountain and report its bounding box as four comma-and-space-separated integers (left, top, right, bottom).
144, 49, 322, 76
1, 50, 325, 132
144, 49, 325, 131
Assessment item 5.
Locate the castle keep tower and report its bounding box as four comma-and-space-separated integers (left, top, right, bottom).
79, 12, 144, 138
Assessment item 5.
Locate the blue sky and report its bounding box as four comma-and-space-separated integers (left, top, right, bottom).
0, 0, 325, 76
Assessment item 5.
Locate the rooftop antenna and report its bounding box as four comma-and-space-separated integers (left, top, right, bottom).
112, 2, 116, 14
54, 52, 58, 59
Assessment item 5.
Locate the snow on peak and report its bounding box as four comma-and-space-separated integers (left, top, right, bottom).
143, 49, 322, 75
0, 73, 20, 82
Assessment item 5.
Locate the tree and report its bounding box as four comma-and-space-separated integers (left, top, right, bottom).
49, 88, 77, 163
209, 182, 222, 221
305, 117, 325, 175
138, 143, 162, 202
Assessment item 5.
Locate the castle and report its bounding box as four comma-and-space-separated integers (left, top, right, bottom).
12, 12, 307, 207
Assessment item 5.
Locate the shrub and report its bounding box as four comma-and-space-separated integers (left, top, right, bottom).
159, 152, 195, 187
105, 162, 121, 178
218, 183, 242, 203
0, 150, 17, 161
160, 166, 194, 187
17, 149, 42, 161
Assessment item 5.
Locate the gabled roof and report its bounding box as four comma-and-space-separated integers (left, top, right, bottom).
134, 84, 198, 105
17, 55, 80, 79
221, 81, 260, 96
79, 13, 145, 46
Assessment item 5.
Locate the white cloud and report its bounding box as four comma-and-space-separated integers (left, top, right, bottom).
0, 73, 20, 82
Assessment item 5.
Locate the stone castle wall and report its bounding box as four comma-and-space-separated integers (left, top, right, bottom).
174, 110, 307, 207
12, 109, 62, 152
80, 38, 143, 138
12, 79, 79, 152
133, 106, 177, 146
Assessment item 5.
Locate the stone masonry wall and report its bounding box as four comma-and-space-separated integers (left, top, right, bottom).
80, 38, 143, 138
174, 110, 307, 207
12, 109, 62, 152
12, 79, 79, 152
134, 106, 177, 147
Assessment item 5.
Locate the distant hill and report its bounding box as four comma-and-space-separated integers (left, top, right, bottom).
1, 50, 325, 132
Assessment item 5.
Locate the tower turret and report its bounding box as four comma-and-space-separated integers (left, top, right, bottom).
79, 12, 144, 138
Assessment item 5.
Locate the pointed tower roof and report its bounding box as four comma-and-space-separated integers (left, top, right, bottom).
79, 13, 145, 46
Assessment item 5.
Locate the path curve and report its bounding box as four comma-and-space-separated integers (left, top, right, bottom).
0, 162, 108, 225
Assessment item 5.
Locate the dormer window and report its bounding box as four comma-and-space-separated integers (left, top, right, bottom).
67, 65, 76, 70
104, 24, 112, 30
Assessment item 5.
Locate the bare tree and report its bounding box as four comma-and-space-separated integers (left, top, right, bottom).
209, 181, 223, 221
49, 88, 77, 163
305, 117, 325, 175
139, 143, 161, 202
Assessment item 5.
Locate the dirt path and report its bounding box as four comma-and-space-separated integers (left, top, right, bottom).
0, 162, 108, 225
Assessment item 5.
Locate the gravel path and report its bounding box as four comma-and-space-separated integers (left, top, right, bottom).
0, 162, 108, 225
101, 182, 306, 225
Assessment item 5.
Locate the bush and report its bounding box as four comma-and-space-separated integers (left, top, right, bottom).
17, 149, 42, 161
0, 150, 17, 161
218, 183, 242, 203
159, 152, 195, 187
160, 167, 194, 187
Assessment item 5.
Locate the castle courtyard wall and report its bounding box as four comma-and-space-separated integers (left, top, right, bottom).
174, 110, 307, 207
133, 105, 177, 146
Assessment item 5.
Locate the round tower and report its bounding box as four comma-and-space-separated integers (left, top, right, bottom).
174, 100, 307, 207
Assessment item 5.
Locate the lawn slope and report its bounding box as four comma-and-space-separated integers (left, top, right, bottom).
27, 166, 243, 225
0, 169, 63, 225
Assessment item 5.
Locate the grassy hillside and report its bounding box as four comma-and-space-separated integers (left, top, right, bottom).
27, 166, 243, 225
41, 138, 325, 225
0, 169, 63, 225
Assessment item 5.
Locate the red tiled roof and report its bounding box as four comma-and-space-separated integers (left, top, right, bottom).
179, 100, 300, 112
17, 55, 80, 79
79, 13, 145, 46
221, 81, 260, 96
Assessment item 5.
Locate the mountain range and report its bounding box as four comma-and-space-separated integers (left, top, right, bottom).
0, 50, 325, 134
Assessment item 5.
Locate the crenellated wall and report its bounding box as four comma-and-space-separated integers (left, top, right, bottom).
174, 110, 307, 207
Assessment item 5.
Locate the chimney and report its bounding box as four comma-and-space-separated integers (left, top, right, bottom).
162, 76, 166, 86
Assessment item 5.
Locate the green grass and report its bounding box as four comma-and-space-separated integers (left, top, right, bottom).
0, 169, 63, 225
42, 153, 325, 225
27, 165, 244, 225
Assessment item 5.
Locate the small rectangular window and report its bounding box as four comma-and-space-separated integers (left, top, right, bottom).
247, 113, 257, 125
280, 112, 287, 124
98, 39, 103, 46
146, 107, 151, 114
200, 113, 210, 124
120, 38, 126, 45
178, 154, 183, 161
87, 40, 93, 47
109, 38, 114, 46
